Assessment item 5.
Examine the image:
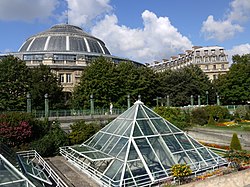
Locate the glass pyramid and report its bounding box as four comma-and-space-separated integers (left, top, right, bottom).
60, 101, 228, 187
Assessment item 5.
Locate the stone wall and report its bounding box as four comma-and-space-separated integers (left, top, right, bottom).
181, 169, 250, 187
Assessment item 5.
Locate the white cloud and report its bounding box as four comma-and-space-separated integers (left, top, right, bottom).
201, 0, 250, 42
228, 0, 250, 22
227, 43, 250, 63
201, 15, 243, 42
66, 0, 112, 28
91, 10, 192, 63
0, 0, 58, 21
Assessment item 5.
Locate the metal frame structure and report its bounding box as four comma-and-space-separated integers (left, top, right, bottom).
60, 100, 228, 187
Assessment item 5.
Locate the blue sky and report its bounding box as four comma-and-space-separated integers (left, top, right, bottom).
0, 0, 249, 64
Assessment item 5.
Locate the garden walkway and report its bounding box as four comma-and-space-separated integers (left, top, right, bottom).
46, 156, 99, 187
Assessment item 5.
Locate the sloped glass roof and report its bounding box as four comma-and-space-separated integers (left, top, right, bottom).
60, 100, 228, 187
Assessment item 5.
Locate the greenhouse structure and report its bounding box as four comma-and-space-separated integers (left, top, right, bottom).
60, 100, 228, 187
0, 145, 68, 187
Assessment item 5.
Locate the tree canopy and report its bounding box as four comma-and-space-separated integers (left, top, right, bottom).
72, 57, 158, 108
215, 54, 250, 105
0, 56, 64, 111
157, 65, 214, 106
0, 56, 30, 110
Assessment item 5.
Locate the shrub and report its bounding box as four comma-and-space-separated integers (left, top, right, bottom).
205, 105, 231, 121
208, 115, 216, 125
230, 133, 242, 151
171, 164, 192, 184
31, 121, 69, 157
191, 107, 208, 126
68, 121, 101, 145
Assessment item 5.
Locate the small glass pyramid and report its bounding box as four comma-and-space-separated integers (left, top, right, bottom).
60, 100, 228, 186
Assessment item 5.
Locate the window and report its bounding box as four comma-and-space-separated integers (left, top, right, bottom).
221, 64, 225, 69
23, 54, 44, 61
66, 73, 72, 83
204, 57, 209, 62
213, 74, 217, 80
213, 65, 216, 70
220, 55, 226, 61
211, 56, 216, 62
206, 65, 209, 70
196, 51, 200, 56
220, 49, 224, 53
211, 49, 215, 54
59, 74, 64, 83
204, 50, 208, 55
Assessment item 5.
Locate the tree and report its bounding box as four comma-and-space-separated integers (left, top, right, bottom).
230, 133, 242, 151
157, 65, 213, 106
215, 54, 250, 105
72, 57, 158, 109
0, 55, 31, 110
29, 65, 64, 109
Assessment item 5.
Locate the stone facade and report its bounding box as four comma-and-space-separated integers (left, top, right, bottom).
147, 46, 229, 81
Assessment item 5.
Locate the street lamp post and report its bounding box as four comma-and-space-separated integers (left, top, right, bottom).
198, 95, 201, 106
206, 91, 209, 105
191, 95, 194, 106
90, 94, 94, 115
27, 93, 31, 113
44, 93, 49, 118
167, 95, 170, 107
217, 95, 220, 106
127, 94, 131, 108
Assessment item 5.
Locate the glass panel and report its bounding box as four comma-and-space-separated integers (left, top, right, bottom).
136, 105, 148, 119
123, 165, 135, 187
137, 120, 156, 135
188, 136, 203, 148
148, 137, 175, 169
162, 135, 182, 153
123, 123, 133, 137
119, 105, 136, 119
94, 133, 111, 150
117, 142, 129, 160
109, 138, 128, 157
143, 106, 159, 118
173, 152, 192, 164
175, 134, 194, 150
151, 119, 171, 134
83, 151, 112, 160
127, 161, 150, 185
197, 148, 214, 161
86, 132, 103, 147
101, 121, 114, 132
107, 119, 124, 134
167, 122, 181, 133
133, 123, 143, 137
116, 120, 132, 135
105, 160, 123, 179
128, 144, 140, 161
135, 138, 164, 172
72, 145, 95, 152
101, 136, 120, 154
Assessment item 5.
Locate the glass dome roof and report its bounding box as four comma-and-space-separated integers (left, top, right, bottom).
18, 24, 111, 55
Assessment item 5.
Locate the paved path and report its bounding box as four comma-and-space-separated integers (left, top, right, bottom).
46, 156, 100, 187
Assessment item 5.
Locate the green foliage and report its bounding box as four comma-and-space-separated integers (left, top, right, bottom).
235, 105, 249, 119
154, 107, 191, 129
230, 133, 242, 151
205, 105, 231, 121
191, 108, 209, 126
29, 65, 64, 109
0, 55, 31, 110
215, 54, 250, 105
157, 65, 213, 106
72, 57, 158, 109
208, 115, 216, 125
68, 121, 101, 145
31, 121, 69, 157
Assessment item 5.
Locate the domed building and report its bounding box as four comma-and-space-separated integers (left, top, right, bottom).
9, 24, 142, 93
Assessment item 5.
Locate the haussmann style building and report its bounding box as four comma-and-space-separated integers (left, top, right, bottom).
147, 46, 229, 80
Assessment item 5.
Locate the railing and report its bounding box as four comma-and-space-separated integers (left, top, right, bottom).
17, 150, 69, 187
32, 108, 126, 118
